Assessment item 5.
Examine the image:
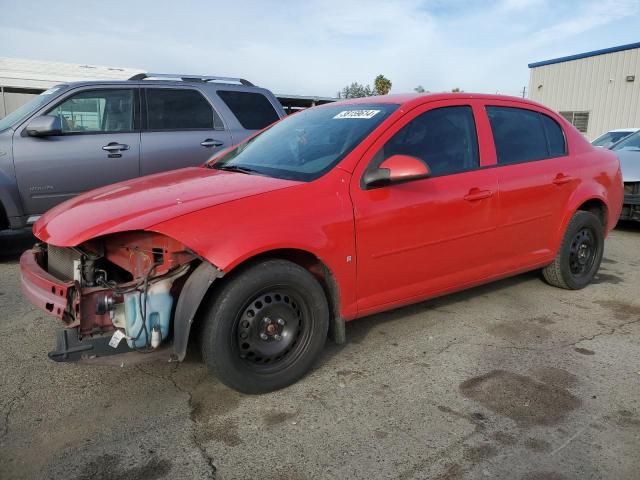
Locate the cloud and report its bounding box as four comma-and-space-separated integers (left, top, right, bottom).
0, 0, 638, 96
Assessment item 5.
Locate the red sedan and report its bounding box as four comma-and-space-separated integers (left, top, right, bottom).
20, 93, 623, 393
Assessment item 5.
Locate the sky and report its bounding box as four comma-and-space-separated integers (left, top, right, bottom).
0, 0, 639, 97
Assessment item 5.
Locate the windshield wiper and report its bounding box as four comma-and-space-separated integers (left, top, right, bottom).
216, 164, 260, 175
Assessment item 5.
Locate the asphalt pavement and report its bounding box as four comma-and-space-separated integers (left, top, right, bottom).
1, 224, 639, 479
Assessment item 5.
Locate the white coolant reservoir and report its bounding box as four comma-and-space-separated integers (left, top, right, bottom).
123, 278, 174, 349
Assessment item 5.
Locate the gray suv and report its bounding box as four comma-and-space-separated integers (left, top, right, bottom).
0, 73, 286, 230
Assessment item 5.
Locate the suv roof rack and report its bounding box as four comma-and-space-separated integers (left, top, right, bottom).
128, 73, 255, 86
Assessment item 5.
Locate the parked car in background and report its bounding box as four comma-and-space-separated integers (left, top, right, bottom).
0, 73, 285, 231
20, 93, 622, 393
611, 130, 640, 221
591, 128, 639, 148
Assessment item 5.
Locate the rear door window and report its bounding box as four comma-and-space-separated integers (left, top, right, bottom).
48, 89, 136, 133
145, 88, 223, 130
217, 90, 280, 130
487, 106, 562, 165
540, 114, 567, 157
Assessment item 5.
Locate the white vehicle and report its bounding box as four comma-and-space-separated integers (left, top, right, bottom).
591, 128, 639, 148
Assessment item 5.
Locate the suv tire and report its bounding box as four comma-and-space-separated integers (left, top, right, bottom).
201, 259, 329, 393
542, 210, 604, 290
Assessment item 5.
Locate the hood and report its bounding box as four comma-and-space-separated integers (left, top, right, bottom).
34, 167, 300, 246
617, 150, 640, 183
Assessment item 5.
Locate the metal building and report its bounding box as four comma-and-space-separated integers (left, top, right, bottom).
528, 42, 640, 140
0, 57, 144, 119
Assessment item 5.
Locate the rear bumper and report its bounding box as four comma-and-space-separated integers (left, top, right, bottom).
620, 195, 640, 221
623, 194, 640, 206
20, 247, 75, 319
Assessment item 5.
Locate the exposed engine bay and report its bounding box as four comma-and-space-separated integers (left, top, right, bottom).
31, 232, 199, 360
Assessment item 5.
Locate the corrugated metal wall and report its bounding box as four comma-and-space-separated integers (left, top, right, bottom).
528, 47, 640, 139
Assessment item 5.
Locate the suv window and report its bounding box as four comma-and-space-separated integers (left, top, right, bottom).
217, 90, 280, 130
146, 89, 222, 131
487, 106, 565, 165
48, 89, 135, 133
370, 106, 479, 177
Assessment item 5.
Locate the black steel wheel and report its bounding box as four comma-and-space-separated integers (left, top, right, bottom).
543, 210, 604, 290
568, 227, 597, 278
201, 259, 329, 393
235, 290, 310, 370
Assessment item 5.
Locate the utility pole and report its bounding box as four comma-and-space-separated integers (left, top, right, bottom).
521, 86, 527, 98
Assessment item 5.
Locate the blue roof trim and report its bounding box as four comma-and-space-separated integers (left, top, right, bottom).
528, 41, 640, 68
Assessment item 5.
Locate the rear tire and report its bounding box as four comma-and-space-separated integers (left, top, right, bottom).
201, 259, 329, 394
542, 210, 604, 290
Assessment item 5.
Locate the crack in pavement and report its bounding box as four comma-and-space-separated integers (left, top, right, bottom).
434, 317, 640, 355
134, 364, 217, 479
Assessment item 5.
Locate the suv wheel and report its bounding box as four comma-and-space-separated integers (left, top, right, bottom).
201, 259, 329, 393
542, 210, 604, 290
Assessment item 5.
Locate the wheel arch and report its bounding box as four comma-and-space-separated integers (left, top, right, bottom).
174, 247, 345, 362
0, 200, 7, 230
554, 194, 609, 254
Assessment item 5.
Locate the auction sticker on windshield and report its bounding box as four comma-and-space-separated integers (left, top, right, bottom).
333, 110, 380, 119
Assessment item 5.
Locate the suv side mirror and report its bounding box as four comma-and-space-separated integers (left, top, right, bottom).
363, 154, 431, 189
25, 115, 62, 137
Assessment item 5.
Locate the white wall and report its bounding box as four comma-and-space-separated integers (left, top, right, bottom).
528, 47, 640, 139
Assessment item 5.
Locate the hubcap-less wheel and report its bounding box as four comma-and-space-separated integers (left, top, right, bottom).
235, 290, 308, 369
568, 227, 596, 277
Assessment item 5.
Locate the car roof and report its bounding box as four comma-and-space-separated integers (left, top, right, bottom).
324, 92, 551, 110
608, 128, 640, 133
52, 79, 265, 90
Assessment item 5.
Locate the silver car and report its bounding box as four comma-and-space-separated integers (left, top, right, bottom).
0, 73, 286, 231
612, 130, 640, 221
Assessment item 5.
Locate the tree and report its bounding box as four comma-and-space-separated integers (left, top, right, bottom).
340, 82, 374, 99
451, 87, 463, 92
373, 74, 392, 95
414, 85, 426, 93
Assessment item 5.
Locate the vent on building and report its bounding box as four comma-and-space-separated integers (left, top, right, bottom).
559, 111, 589, 133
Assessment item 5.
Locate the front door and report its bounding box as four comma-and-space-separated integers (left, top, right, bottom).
351, 102, 499, 313
13, 87, 140, 216
140, 87, 233, 176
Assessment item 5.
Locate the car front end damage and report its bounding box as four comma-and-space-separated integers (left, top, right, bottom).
621, 182, 640, 221
20, 231, 215, 361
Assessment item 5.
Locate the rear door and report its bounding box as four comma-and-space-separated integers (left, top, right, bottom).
483, 102, 575, 269
13, 87, 140, 216
140, 87, 232, 176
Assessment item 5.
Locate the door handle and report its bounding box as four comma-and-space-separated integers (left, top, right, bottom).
553, 173, 573, 185
102, 142, 130, 152
200, 139, 224, 148
464, 188, 493, 201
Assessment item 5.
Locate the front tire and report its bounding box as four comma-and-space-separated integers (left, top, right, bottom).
201, 259, 329, 394
542, 210, 604, 290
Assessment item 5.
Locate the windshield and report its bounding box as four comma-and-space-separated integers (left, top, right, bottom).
0, 86, 66, 132
612, 130, 640, 151
210, 103, 399, 181
592, 131, 634, 147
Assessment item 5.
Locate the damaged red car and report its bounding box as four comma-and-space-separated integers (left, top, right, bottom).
20, 94, 623, 393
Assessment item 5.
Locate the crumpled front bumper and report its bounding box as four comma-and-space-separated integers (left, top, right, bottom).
20, 247, 75, 319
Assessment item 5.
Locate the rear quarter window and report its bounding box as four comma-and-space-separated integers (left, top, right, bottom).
217, 90, 280, 130
487, 106, 566, 165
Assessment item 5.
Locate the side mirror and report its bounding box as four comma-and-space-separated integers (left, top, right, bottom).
25, 115, 62, 137
363, 154, 430, 189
